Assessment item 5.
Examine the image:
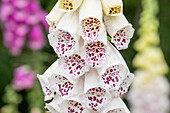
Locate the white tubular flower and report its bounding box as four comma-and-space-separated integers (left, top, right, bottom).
48, 61, 84, 99
79, 0, 103, 42
37, 61, 59, 101
45, 2, 65, 26
104, 14, 135, 50
59, 0, 83, 12
101, 0, 123, 16
48, 11, 80, 57
83, 69, 111, 112
101, 98, 130, 113
97, 42, 129, 90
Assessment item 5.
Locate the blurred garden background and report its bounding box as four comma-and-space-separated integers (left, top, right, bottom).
0, 0, 169, 113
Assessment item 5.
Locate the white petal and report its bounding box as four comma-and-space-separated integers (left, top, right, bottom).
37, 61, 60, 101
48, 11, 80, 57
83, 69, 111, 112
79, 0, 103, 42
97, 42, 129, 90
48, 61, 84, 99
101, 97, 130, 113
59, 0, 83, 12
104, 14, 135, 50
101, 0, 123, 16
46, 2, 65, 26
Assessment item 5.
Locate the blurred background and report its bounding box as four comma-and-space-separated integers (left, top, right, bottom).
0, 0, 169, 113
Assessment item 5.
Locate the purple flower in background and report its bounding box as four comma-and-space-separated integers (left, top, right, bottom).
12, 65, 35, 91
0, 0, 48, 56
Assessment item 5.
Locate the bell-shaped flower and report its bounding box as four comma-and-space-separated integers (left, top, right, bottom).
37, 61, 58, 101
104, 14, 134, 50
79, 0, 103, 42
45, 2, 65, 26
96, 42, 134, 96
59, 0, 83, 12
47, 59, 85, 99
101, 0, 123, 16
101, 98, 130, 113
82, 69, 111, 112
48, 11, 80, 58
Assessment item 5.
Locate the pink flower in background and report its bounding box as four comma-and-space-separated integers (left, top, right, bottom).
0, 0, 48, 56
12, 65, 35, 91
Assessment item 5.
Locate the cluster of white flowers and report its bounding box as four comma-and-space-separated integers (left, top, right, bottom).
38, 0, 135, 113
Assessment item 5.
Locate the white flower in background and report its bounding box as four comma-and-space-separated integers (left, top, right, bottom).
38, 0, 135, 112
127, 76, 170, 113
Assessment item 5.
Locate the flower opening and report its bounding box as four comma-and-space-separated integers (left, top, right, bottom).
85, 87, 108, 112
81, 17, 101, 42
85, 41, 106, 68
64, 54, 86, 79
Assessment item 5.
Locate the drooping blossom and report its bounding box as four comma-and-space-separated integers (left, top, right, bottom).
12, 65, 35, 91
38, 0, 135, 112
0, 0, 48, 56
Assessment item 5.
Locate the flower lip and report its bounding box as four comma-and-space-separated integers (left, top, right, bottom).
85, 41, 106, 68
